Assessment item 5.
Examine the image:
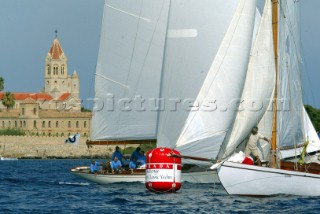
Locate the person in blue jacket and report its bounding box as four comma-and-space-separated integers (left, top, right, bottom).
90, 160, 100, 174
129, 157, 137, 174
130, 147, 141, 161
110, 156, 122, 174
111, 146, 123, 163
137, 151, 146, 166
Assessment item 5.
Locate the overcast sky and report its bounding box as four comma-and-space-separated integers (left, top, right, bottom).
0, 0, 320, 108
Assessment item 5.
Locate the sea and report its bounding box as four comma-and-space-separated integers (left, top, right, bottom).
1, 159, 319, 214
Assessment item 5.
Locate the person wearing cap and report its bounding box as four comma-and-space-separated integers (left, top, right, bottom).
245, 126, 270, 166
111, 146, 123, 163
110, 156, 122, 174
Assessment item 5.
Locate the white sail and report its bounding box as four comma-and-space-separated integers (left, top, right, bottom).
219, 0, 275, 159
158, 0, 257, 159
157, 0, 241, 148
92, 0, 169, 140
280, 107, 320, 159
277, 0, 305, 148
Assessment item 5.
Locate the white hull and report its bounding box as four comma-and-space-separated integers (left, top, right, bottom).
71, 170, 145, 184
218, 161, 320, 196
71, 167, 218, 184
1, 157, 18, 161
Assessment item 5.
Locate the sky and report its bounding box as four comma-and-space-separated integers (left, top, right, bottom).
0, 0, 320, 109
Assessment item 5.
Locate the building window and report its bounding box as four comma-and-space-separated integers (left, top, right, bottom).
22, 108, 25, 115
54, 66, 58, 75
42, 121, 45, 128
14, 121, 17, 128
34, 120, 37, 128
56, 121, 59, 128
20, 121, 22, 128
61, 66, 65, 75
47, 65, 51, 75
68, 121, 71, 128
84, 121, 87, 128
9, 121, 11, 127
24, 121, 26, 127
33, 108, 37, 115
2, 121, 4, 127
48, 121, 51, 128
76, 121, 79, 128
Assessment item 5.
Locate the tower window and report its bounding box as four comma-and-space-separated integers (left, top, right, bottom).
34, 120, 37, 128
54, 66, 58, 75
68, 121, 71, 128
48, 121, 51, 128
61, 66, 65, 75
84, 121, 87, 128
76, 121, 79, 128
33, 108, 37, 115
56, 121, 59, 128
42, 121, 45, 128
47, 65, 51, 75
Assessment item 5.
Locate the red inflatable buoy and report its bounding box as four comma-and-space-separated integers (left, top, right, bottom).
145, 147, 181, 192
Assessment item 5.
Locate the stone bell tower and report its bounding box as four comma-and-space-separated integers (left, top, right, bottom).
44, 31, 79, 100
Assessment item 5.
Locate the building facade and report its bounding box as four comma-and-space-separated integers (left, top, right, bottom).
0, 36, 91, 137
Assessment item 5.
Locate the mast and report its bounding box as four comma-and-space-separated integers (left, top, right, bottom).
271, 0, 279, 168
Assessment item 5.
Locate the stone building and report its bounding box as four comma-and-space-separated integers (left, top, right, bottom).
0, 35, 91, 137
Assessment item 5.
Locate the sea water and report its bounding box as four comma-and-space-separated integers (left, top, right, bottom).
0, 160, 319, 213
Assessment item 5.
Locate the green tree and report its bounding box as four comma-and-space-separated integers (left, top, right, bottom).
2, 92, 15, 110
305, 104, 320, 132
0, 77, 4, 91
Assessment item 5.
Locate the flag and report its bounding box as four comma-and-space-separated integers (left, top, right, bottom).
65, 133, 80, 145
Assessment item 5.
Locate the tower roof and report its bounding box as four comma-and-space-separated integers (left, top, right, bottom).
49, 37, 64, 60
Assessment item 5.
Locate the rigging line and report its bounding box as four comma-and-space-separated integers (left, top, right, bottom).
178, 0, 248, 145
106, 4, 151, 22
95, 73, 129, 89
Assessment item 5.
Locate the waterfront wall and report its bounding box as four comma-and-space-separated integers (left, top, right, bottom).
0, 136, 122, 159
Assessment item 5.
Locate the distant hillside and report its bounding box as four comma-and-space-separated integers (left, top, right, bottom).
305, 105, 320, 132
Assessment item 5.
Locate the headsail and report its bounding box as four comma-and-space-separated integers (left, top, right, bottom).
157, 0, 257, 159
91, 0, 169, 141
219, 0, 276, 159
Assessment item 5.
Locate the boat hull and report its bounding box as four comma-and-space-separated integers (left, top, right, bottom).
218, 161, 320, 196
71, 167, 218, 184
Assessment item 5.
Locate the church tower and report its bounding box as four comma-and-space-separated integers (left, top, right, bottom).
44, 32, 80, 102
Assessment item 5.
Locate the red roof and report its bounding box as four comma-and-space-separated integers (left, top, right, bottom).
58, 93, 71, 101
49, 38, 64, 59
0, 92, 53, 101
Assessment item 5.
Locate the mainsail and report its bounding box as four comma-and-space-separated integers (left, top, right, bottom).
157, 0, 257, 159
91, 0, 169, 141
